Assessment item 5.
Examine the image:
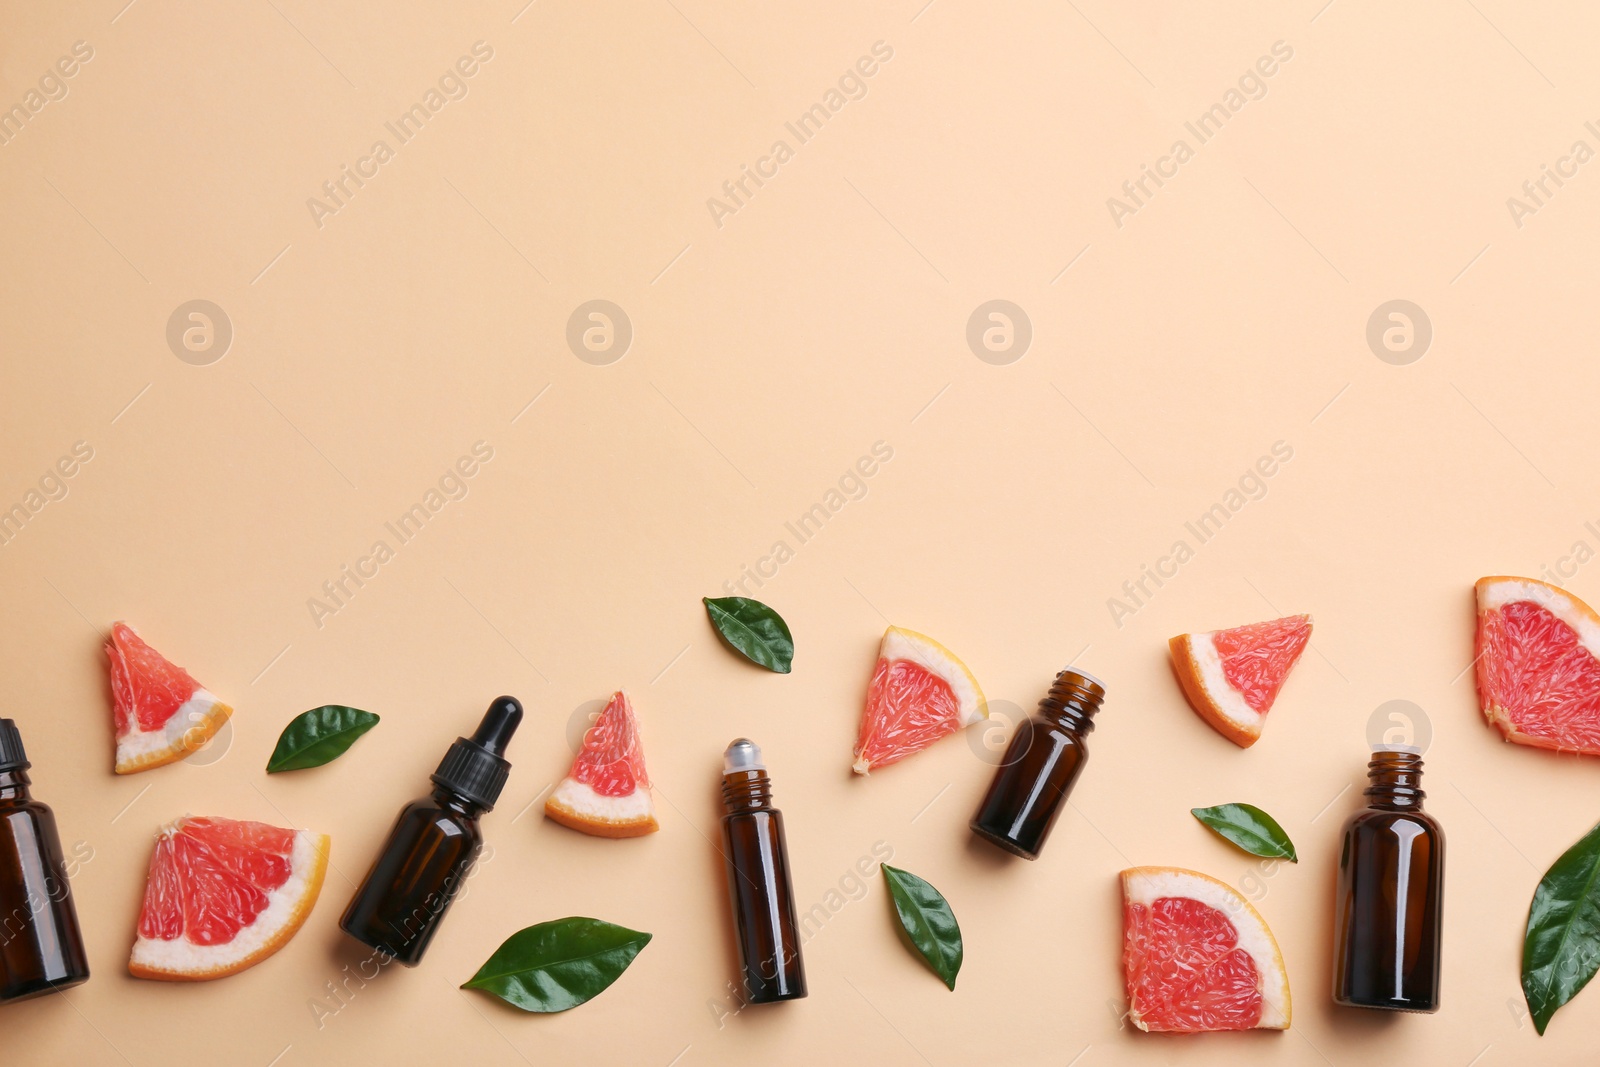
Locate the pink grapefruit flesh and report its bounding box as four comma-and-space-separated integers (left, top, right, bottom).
852, 626, 986, 774
1170, 615, 1311, 748
107, 622, 232, 774
1122, 866, 1291, 1032
1475, 576, 1600, 755
129, 816, 328, 981
546, 691, 659, 838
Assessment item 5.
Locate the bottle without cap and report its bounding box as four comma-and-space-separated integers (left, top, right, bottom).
1332, 748, 1444, 1012
970, 669, 1107, 860
340, 696, 523, 966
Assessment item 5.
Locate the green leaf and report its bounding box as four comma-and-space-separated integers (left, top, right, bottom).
265, 706, 380, 773
461, 917, 652, 1012
1191, 803, 1298, 862
882, 864, 962, 990
703, 596, 793, 673
1523, 819, 1600, 1035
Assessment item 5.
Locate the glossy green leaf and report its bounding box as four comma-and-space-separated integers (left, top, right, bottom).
1191, 803, 1298, 862
703, 596, 793, 673
1523, 819, 1600, 1035
882, 864, 962, 990
461, 917, 652, 1012
265, 705, 380, 773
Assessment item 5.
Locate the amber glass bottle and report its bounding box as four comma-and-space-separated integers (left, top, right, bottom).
1332, 749, 1444, 1013
720, 739, 806, 1004
970, 669, 1106, 860
340, 697, 521, 966
0, 719, 91, 1004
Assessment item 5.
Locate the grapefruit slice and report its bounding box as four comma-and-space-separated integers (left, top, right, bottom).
129, 816, 329, 981
1121, 866, 1291, 1032
546, 690, 658, 838
1475, 576, 1600, 754
1169, 615, 1311, 748
107, 622, 232, 774
852, 626, 986, 775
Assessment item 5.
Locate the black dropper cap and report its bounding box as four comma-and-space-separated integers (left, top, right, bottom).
0, 719, 29, 773
430, 696, 522, 811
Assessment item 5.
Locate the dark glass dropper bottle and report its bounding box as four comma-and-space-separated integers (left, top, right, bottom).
0, 719, 91, 1004
720, 738, 806, 1004
1332, 748, 1444, 1013
340, 696, 522, 966
970, 669, 1106, 860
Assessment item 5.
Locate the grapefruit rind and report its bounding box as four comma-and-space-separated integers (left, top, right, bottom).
879, 627, 987, 728
545, 778, 659, 838
114, 691, 233, 775
128, 827, 329, 982
544, 690, 659, 838
1121, 865, 1291, 1032
1170, 632, 1262, 747
1168, 616, 1311, 749
107, 623, 233, 775
1475, 576, 1600, 639
1474, 575, 1600, 753
851, 626, 987, 775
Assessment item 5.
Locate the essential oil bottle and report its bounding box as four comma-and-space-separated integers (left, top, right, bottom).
340, 697, 522, 966
0, 719, 91, 1004
1332, 748, 1444, 1013
720, 738, 806, 1004
970, 669, 1106, 860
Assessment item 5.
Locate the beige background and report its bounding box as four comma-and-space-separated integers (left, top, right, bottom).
2, 0, 1598, 1064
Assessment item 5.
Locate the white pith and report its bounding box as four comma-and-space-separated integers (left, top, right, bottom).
130, 829, 326, 978
1479, 578, 1600, 656
117, 690, 226, 763
1186, 634, 1262, 732
1122, 867, 1291, 1030
880, 627, 986, 726
547, 776, 656, 825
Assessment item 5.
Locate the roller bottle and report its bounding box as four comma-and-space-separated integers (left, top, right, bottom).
340, 697, 522, 966
0, 718, 91, 1004
1332, 748, 1444, 1013
970, 669, 1106, 860
720, 739, 806, 1004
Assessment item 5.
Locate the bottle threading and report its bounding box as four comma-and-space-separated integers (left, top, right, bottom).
970, 670, 1106, 860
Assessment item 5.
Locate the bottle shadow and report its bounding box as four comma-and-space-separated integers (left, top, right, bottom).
961, 818, 1024, 872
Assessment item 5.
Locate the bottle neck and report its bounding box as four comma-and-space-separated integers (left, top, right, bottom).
430, 785, 486, 819
0, 768, 31, 802
1364, 751, 1426, 811
1038, 671, 1105, 735
722, 769, 775, 813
